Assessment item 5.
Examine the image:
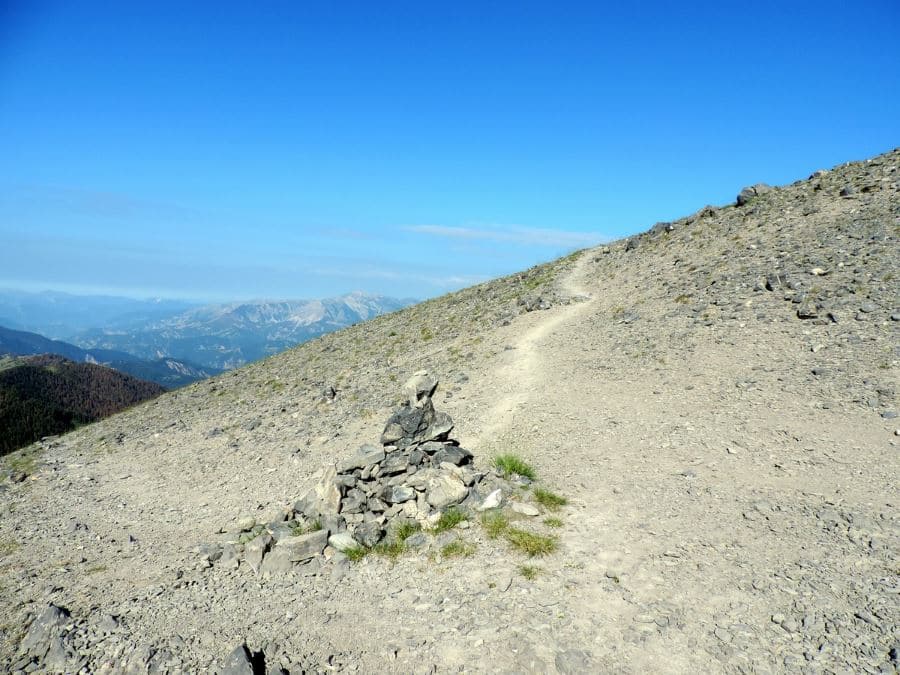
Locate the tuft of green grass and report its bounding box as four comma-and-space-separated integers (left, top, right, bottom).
290, 519, 322, 536
2, 447, 42, 478
493, 454, 536, 480
543, 516, 563, 528
394, 521, 421, 542
519, 564, 541, 580
481, 510, 510, 539
344, 546, 369, 562
441, 541, 475, 558
505, 528, 558, 557
432, 507, 467, 533
533, 487, 567, 511
372, 540, 406, 561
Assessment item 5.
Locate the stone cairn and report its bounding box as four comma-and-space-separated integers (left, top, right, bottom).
209, 371, 498, 574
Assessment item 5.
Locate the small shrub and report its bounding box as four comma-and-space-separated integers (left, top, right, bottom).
373, 540, 406, 561
505, 528, 557, 557
441, 541, 475, 558
433, 507, 466, 533
481, 511, 510, 539
543, 516, 563, 528
533, 488, 567, 511
344, 546, 368, 562
519, 564, 541, 580
493, 454, 536, 480
394, 521, 421, 542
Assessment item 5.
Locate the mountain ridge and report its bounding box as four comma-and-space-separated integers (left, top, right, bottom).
0, 325, 217, 388
72, 292, 416, 370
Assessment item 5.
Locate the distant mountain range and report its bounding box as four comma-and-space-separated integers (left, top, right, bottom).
0, 289, 198, 339
0, 325, 217, 388
0, 289, 415, 375
0, 354, 164, 456
71, 292, 414, 370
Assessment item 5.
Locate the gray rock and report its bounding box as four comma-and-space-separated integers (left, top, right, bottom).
339, 444, 385, 472
432, 445, 473, 466
426, 474, 468, 509
340, 488, 367, 514
404, 532, 429, 549
353, 522, 384, 547
367, 497, 387, 512
511, 502, 540, 516
236, 515, 256, 532
328, 532, 358, 552
859, 301, 877, 313
219, 544, 241, 569
402, 370, 438, 407
422, 411, 454, 443
797, 303, 818, 319
20, 604, 71, 658
379, 451, 409, 475
244, 533, 273, 573
380, 485, 416, 504
477, 489, 503, 511
275, 529, 328, 561
737, 183, 771, 206
259, 546, 294, 575
381, 401, 436, 448
219, 643, 255, 675
294, 464, 342, 518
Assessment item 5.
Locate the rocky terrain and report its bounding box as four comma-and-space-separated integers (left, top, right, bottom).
0, 148, 897, 673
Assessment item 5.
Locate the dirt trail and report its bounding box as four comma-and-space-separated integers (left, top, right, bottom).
462, 253, 897, 672
463, 253, 596, 450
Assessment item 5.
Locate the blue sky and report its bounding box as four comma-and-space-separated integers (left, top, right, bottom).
1, 1, 898, 301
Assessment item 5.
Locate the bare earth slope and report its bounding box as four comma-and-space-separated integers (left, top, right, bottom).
1, 149, 897, 674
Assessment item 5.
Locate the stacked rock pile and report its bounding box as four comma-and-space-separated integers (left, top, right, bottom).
209, 371, 493, 574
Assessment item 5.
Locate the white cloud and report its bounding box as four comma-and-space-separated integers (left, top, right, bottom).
403, 223, 609, 247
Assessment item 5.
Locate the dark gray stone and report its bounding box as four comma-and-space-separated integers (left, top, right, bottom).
340, 489, 367, 514
339, 444, 385, 472
379, 451, 409, 475
432, 445, 473, 466
380, 401, 436, 448
380, 485, 416, 504
20, 604, 71, 658
244, 534, 273, 573
219, 644, 255, 675
736, 183, 771, 206
276, 529, 328, 561
353, 522, 384, 547
367, 497, 387, 512
797, 303, 818, 319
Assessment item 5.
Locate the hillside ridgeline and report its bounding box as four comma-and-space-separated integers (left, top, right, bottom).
0, 149, 896, 673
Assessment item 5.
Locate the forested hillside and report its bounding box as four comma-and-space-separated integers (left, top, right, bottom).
0, 355, 164, 456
